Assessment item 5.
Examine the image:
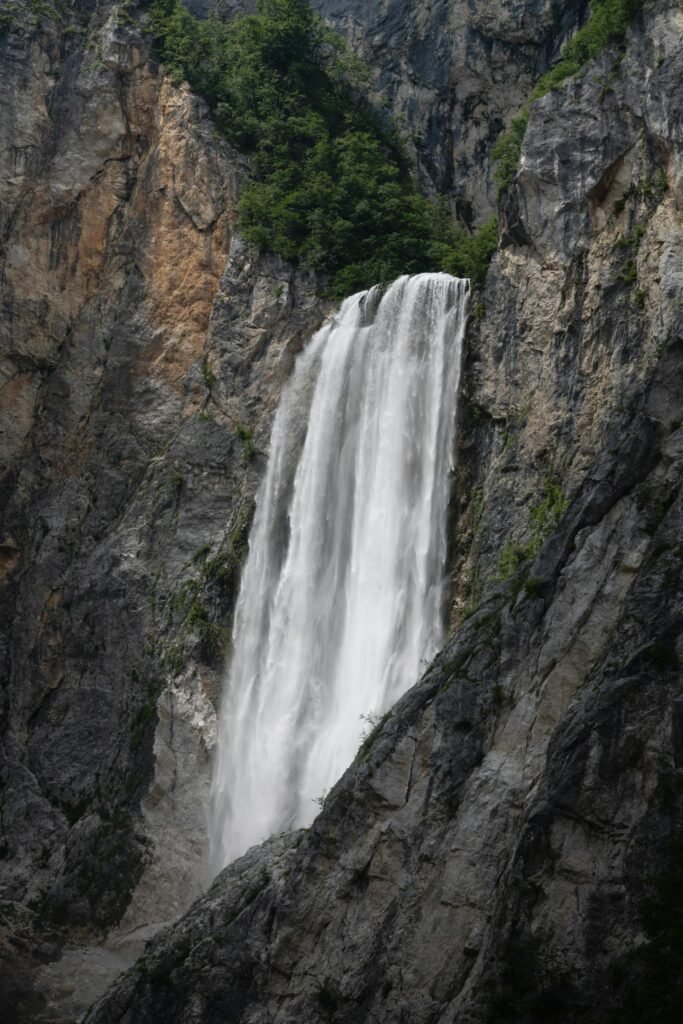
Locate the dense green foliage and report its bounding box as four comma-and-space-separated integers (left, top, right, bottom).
491, 113, 529, 197
144, 0, 497, 293
431, 212, 499, 291
494, 0, 642, 191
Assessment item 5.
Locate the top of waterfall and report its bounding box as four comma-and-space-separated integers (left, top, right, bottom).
344, 272, 470, 329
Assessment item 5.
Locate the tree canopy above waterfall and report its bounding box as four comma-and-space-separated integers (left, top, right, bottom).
144, 0, 498, 294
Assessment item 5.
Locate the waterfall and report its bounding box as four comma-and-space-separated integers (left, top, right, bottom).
210, 273, 469, 870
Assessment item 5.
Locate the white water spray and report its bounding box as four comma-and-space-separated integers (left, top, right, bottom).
210, 273, 469, 870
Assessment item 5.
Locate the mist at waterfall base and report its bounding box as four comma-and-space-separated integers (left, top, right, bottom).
210, 273, 469, 871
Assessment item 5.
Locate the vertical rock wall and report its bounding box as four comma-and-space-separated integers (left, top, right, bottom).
311, 0, 590, 223
0, 5, 326, 1015
3, 1, 682, 1022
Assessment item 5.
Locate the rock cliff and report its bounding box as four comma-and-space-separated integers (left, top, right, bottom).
0, 3, 325, 1017
310, 0, 591, 224
1, 0, 682, 1022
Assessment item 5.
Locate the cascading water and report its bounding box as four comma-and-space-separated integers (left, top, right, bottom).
210, 273, 469, 870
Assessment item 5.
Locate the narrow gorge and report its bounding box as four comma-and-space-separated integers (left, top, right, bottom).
0, 1, 681, 1023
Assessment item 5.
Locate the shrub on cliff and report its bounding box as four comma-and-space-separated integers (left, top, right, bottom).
144, 0, 497, 293
494, 0, 643, 192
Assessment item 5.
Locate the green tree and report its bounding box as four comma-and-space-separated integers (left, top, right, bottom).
144, 0, 498, 293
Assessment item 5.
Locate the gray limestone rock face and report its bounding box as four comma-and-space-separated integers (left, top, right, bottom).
0, 1, 327, 1015
84, 1, 683, 1022
449, 0, 683, 622
309, 0, 590, 224
2, 0, 683, 1022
